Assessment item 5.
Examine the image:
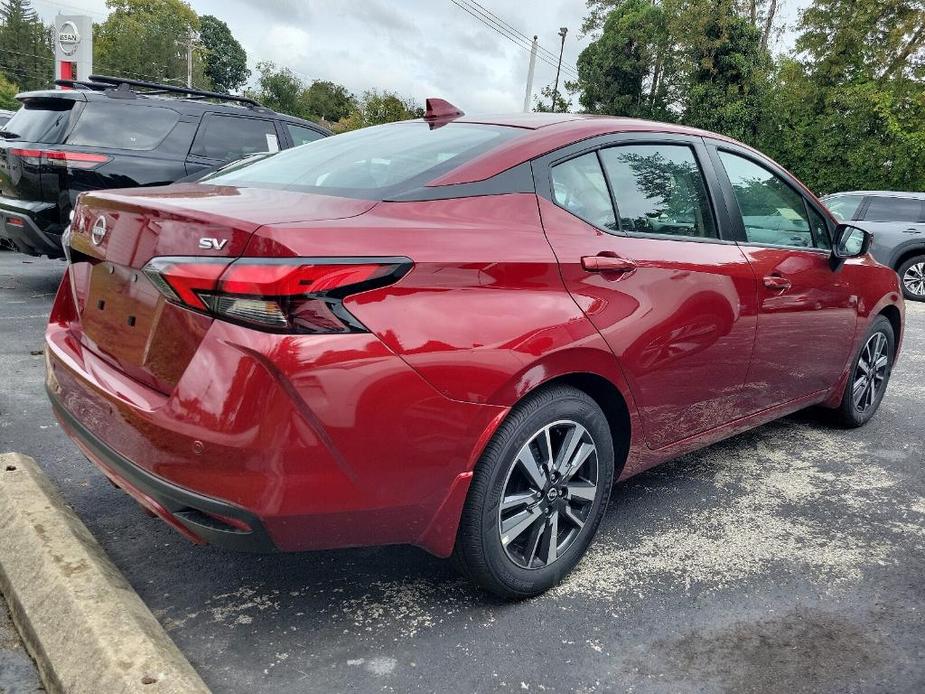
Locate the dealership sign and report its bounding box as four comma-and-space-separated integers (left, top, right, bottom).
57, 21, 81, 56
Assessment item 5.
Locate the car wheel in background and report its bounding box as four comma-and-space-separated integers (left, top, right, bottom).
835, 315, 895, 428
898, 254, 925, 302
453, 385, 615, 599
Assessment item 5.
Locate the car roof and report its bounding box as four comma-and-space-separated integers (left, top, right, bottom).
427, 113, 744, 186
15, 88, 330, 133
825, 190, 925, 200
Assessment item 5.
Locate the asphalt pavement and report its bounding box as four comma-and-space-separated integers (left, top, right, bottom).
1, 251, 923, 694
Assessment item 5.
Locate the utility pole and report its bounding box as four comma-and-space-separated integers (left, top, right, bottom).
522, 35, 537, 112
186, 29, 198, 88
550, 26, 568, 112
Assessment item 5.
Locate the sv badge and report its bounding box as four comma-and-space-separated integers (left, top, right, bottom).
198, 237, 228, 250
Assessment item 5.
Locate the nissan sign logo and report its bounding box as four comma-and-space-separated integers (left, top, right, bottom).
91, 216, 107, 246
58, 21, 81, 56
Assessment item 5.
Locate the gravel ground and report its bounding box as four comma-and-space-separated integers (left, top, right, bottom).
1, 252, 923, 694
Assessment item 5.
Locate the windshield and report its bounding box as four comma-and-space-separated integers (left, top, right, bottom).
202, 121, 520, 199
3, 98, 79, 143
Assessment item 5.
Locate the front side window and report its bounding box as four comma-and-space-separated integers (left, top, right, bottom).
205, 121, 519, 199
862, 196, 923, 223
550, 152, 617, 231
191, 115, 280, 162
67, 102, 180, 150
824, 194, 864, 222
719, 151, 814, 248
286, 123, 325, 146
599, 144, 717, 239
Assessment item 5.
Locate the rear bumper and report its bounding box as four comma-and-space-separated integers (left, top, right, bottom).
45, 267, 508, 556
0, 197, 63, 257
49, 386, 278, 552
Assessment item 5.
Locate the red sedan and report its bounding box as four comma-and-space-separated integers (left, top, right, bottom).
46, 102, 904, 597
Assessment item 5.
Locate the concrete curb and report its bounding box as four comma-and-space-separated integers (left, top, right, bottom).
0, 452, 210, 694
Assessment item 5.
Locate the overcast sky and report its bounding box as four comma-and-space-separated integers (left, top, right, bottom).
31, 0, 807, 113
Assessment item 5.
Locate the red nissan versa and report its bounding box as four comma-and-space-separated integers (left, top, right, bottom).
45, 100, 904, 597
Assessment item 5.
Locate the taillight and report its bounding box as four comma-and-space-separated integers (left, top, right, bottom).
143, 257, 411, 334
10, 148, 111, 170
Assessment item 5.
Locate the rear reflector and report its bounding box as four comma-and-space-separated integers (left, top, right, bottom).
10, 147, 111, 170
143, 257, 411, 333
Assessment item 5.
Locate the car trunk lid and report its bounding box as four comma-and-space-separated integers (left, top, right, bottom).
66, 183, 377, 392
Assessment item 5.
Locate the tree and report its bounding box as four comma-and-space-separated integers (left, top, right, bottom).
0, 0, 53, 91
533, 84, 571, 112
574, 0, 675, 119
303, 80, 355, 122
246, 61, 307, 116
0, 72, 19, 109
94, 0, 206, 86
335, 90, 422, 132
682, 2, 772, 142
199, 15, 248, 93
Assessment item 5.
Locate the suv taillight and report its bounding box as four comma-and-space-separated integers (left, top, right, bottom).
10, 148, 111, 170
142, 257, 411, 334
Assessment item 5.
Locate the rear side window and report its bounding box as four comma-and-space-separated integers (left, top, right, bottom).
862, 196, 923, 223
719, 151, 814, 248
599, 144, 717, 239
551, 152, 617, 231
191, 115, 280, 162
67, 102, 179, 150
286, 123, 324, 146
3, 98, 78, 143
204, 121, 519, 198
824, 194, 864, 222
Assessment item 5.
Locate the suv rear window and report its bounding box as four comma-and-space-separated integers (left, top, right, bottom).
202, 122, 519, 198
2, 98, 78, 143
862, 196, 924, 223
67, 102, 180, 150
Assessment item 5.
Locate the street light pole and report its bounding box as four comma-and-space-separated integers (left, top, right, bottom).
550, 26, 567, 112
523, 35, 538, 113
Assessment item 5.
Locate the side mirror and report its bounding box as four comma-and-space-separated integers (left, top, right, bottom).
831, 223, 871, 267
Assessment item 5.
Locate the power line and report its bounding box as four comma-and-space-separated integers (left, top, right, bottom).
448, 0, 580, 81
466, 0, 575, 70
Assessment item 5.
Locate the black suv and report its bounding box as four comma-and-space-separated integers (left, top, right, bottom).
0, 75, 330, 258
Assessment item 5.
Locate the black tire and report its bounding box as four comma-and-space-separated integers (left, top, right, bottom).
835, 315, 895, 428
898, 254, 925, 302
453, 384, 615, 599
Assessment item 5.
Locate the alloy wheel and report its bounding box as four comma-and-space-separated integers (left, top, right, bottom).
852, 331, 889, 413
902, 262, 925, 298
498, 420, 599, 569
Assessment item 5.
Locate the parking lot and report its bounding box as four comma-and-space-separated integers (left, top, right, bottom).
1, 251, 923, 693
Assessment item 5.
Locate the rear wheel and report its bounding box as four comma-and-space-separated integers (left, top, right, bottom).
453, 385, 615, 599
898, 254, 925, 302
835, 316, 894, 428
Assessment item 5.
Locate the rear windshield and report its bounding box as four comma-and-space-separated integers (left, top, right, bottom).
67, 101, 180, 150
2, 98, 78, 143
201, 122, 520, 198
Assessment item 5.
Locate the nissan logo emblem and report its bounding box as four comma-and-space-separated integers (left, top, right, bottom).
91, 216, 107, 246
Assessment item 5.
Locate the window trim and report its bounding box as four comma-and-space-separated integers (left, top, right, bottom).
707, 140, 834, 253
534, 131, 738, 246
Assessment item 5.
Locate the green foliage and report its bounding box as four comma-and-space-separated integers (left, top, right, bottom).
576, 0, 925, 193
575, 0, 674, 120
94, 0, 207, 86
0, 71, 19, 109
199, 15, 248, 93
533, 84, 571, 112
334, 89, 422, 132
245, 61, 356, 123
0, 0, 53, 91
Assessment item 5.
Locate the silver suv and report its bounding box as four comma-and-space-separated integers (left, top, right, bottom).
822, 191, 925, 301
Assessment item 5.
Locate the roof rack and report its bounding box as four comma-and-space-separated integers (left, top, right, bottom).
55, 75, 265, 110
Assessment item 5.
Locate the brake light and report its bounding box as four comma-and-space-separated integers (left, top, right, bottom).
10, 148, 111, 170
143, 257, 411, 333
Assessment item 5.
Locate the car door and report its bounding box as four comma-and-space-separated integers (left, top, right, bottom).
185, 112, 283, 175
706, 142, 857, 410
535, 133, 759, 449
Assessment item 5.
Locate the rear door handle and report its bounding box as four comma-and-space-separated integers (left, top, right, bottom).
581, 255, 637, 274
763, 275, 792, 291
